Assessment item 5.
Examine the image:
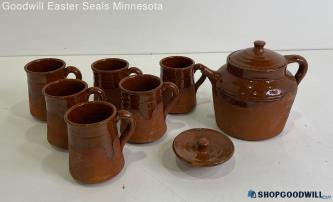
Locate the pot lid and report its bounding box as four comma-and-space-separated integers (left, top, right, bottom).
228, 40, 287, 71
173, 128, 234, 167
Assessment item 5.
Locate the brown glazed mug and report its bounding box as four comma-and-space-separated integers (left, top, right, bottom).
91, 58, 143, 108
119, 74, 180, 143
160, 56, 206, 114
64, 101, 136, 184
24, 58, 82, 121
43, 79, 105, 149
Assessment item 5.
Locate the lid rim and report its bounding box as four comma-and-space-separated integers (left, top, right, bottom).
227, 41, 287, 71
172, 128, 234, 167
227, 56, 287, 71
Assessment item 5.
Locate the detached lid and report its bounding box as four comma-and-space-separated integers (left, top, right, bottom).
173, 128, 234, 167
227, 40, 287, 71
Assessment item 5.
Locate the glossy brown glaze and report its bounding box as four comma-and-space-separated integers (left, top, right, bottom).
92, 58, 143, 108
64, 101, 135, 184
43, 79, 105, 149
199, 41, 308, 141
160, 56, 206, 114
119, 74, 180, 143
173, 128, 234, 167
24, 58, 82, 121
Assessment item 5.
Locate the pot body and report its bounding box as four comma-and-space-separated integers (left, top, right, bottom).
210, 65, 298, 140
200, 41, 308, 141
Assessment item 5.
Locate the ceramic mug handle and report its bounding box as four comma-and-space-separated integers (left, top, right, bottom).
284, 55, 308, 85
162, 82, 180, 117
117, 110, 135, 150
128, 67, 143, 76
64, 66, 82, 80
84, 87, 106, 101
193, 64, 207, 93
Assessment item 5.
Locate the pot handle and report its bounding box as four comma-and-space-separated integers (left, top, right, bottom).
162, 82, 180, 117
197, 63, 217, 83
84, 87, 106, 101
128, 67, 143, 76
284, 55, 308, 85
64, 66, 82, 80
117, 110, 136, 150
193, 64, 207, 93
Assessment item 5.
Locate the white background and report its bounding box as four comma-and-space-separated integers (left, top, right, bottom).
1, 0, 333, 56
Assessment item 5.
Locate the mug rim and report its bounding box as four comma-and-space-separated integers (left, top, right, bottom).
64, 101, 117, 127
24, 58, 66, 74
91, 58, 129, 73
42, 79, 88, 100
119, 74, 163, 94
160, 56, 195, 70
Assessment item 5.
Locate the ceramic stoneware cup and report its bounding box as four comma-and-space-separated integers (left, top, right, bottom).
91, 58, 143, 108
160, 56, 206, 114
64, 101, 136, 184
119, 74, 180, 143
43, 79, 105, 149
24, 58, 82, 121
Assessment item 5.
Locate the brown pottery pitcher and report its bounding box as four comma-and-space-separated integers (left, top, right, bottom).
64, 101, 135, 184
160, 56, 206, 114
91, 58, 143, 108
119, 74, 180, 143
24, 58, 82, 121
43, 79, 105, 149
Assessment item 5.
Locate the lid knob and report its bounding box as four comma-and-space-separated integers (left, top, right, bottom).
198, 137, 209, 152
254, 40, 266, 54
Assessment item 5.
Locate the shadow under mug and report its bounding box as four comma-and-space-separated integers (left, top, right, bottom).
43, 79, 105, 149
91, 58, 143, 109
119, 74, 180, 143
160, 56, 206, 114
24, 58, 82, 121
64, 101, 136, 184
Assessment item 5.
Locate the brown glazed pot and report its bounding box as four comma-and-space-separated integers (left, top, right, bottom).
199, 40, 308, 141
119, 74, 180, 143
160, 56, 206, 114
64, 101, 135, 184
43, 79, 105, 149
24, 58, 82, 121
91, 58, 143, 108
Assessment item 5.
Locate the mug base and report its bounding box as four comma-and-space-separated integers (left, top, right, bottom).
128, 128, 166, 144
70, 162, 124, 184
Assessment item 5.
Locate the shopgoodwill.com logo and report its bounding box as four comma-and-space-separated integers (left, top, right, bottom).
248, 190, 331, 199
